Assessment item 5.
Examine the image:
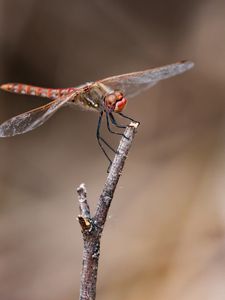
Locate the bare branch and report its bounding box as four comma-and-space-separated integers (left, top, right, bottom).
77, 121, 139, 300
94, 121, 139, 229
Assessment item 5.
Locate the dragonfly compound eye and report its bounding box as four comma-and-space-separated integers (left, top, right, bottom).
104, 94, 117, 111
104, 92, 127, 112
114, 96, 127, 112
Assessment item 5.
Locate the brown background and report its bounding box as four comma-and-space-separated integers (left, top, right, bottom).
0, 0, 225, 299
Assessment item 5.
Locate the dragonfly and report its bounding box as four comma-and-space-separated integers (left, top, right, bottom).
0, 60, 193, 163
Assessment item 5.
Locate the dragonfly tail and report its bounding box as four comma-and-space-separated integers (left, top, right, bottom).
0, 83, 75, 100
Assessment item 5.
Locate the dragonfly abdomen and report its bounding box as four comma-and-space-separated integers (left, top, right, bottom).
0, 83, 75, 100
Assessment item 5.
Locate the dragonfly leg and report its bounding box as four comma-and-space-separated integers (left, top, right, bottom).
118, 112, 140, 124
109, 113, 126, 129
96, 112, 117, 165
98, 135, 117, 153
108, 113, 129, 140
105, 113, 124, 136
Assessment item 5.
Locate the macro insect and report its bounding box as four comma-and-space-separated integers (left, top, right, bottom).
0, 60, 194, 163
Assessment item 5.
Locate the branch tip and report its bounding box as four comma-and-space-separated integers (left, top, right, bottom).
129, 121, 139, 129
77, 183, 86, 195
77, 182, 91, 219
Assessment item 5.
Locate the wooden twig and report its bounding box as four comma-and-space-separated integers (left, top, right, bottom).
77, 121, 139, 300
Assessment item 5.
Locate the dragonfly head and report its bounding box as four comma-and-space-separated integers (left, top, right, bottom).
104, 91, 127, 113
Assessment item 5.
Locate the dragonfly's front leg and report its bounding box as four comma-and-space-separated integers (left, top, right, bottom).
105, 113, 125, 135
109, 113, 127, 129
117, 112, 140, 124
96, 112, 118, 167
106, 113, 129, 141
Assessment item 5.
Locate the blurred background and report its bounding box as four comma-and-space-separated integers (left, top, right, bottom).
0, 0, 225, 299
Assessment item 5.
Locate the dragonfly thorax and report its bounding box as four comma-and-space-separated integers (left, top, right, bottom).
104, 90, 127, 113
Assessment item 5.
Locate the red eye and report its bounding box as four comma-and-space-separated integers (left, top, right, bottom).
114, 97, 127, 112
104, 92, 127, 112
104, 94, 117, 110
114, 91, 123, 100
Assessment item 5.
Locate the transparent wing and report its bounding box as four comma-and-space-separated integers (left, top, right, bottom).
0, 91, 76, 137
100, 61, 194, 98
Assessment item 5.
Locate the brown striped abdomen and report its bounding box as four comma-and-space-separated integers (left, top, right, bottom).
0, 83, 75, 100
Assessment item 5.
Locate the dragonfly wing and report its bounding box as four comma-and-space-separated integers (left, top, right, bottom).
0, 91, 76, 137
100, 61, 194, 98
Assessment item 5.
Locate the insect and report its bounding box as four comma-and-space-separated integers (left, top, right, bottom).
0, 60, 193, 163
